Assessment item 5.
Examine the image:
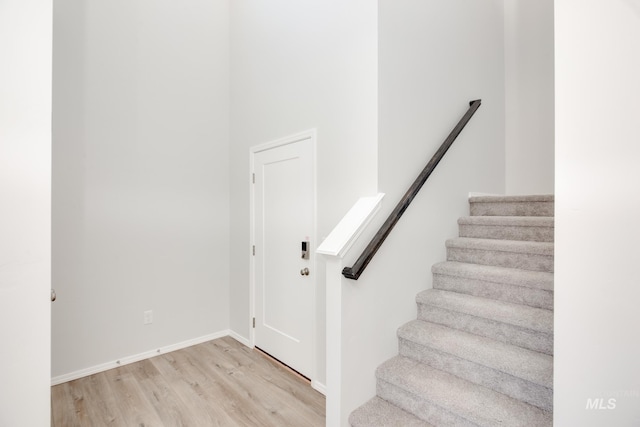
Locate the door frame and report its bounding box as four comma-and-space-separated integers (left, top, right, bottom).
249, 129, 319, 388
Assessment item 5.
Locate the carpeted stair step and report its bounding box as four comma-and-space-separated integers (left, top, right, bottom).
458, 216, 554, 242
376, 356, 552, 426
446, 237, 554, 272
398, 320, 553, 411
432, 261, 554, 310
416, 289, 553, 355
349, 396, 434, 427
469, 195, 554, 217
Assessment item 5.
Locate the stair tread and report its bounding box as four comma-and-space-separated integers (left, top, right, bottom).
458, 216, 554, 227
398, 320, 552, 388
469, 194, 554, 203
432, 261, 554, 291
416, 289, 553, 334
378, 356, 552, 427
446, 237, 554, 256
349, 397, 435, 427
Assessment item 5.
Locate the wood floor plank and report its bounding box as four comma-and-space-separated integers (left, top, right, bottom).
126, 356, 161, 382
213, 337, 324, 415
128, 359, 183, 419
191, 338, 325, 426
150, 351, 242, 426
102, 366, 165, 426
66, 378, 96, 426
129, 359, 202, 427
178, 344, 271, 426
51, 382, 81, 427
73, 373, 126, 426
51, 336, 325, 426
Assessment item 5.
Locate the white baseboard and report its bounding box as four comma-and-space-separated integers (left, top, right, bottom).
228, 330, 252, 348
51, 330, 229, 386
311, 380, 326, 395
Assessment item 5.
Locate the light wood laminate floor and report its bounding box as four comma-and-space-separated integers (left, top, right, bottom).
51, 336, 325, 426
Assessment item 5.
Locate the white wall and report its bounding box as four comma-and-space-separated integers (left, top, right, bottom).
0, 0, 52, 424
333, 0, 506, 423
229, 0, 378, 387
52, 0, 230, 378
555, 0, 640, 425
504, 0, 555, 195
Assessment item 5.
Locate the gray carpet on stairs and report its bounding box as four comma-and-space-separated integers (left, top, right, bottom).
458, 216, 554, 242
432, 261, 554, 310
469, 194, 554, 217
349, 397, 435, 427
376, 356, 552, 427
398, 320, 553, 411
446, 238, 554, 273
349, 195, 554, 426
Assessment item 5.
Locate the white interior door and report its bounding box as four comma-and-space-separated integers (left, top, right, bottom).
253, 134, 315, 379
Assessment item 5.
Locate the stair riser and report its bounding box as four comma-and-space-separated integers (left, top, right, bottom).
459, 224, 554, 242
433, 273, 554, 310
470, 201, 554, 217
399, 338, 553, 411
417, 304, 553, 355
447, 247, 554, 272
377, 380, 475, 427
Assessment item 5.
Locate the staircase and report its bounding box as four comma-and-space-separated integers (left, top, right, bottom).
349, 195, 554, 426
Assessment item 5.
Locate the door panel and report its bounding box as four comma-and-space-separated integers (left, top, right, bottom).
0, 0, 52, 424
254, 137, 314, 378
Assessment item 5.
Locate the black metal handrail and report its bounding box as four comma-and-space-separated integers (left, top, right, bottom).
342, 99, 482, 280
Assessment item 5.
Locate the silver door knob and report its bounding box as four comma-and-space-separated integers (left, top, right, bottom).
300, 268, 310, 276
